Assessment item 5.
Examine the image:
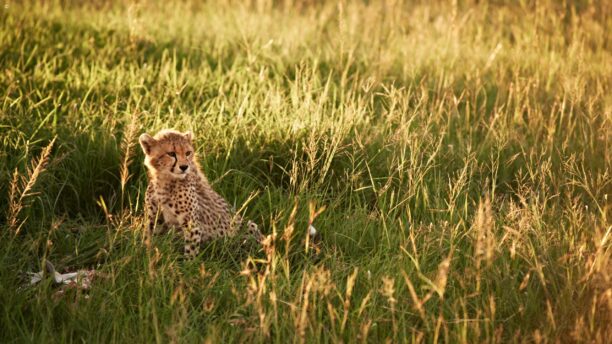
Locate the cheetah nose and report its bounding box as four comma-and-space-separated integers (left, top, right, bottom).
179, 165, 188, 172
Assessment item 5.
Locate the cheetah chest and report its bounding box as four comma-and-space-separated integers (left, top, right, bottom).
156, 184, 196, 227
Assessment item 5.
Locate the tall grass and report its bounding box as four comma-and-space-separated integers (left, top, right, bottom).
1, 0, 610, 342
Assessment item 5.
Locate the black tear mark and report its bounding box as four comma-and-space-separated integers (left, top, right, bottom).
171, 145, 178, 171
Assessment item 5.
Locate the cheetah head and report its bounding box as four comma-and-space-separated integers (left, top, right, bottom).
139, 129, 195, 179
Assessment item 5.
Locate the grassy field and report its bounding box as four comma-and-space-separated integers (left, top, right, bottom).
1, 0, 610, 342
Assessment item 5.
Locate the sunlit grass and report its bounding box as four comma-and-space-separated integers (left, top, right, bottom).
1, 0, 610, 342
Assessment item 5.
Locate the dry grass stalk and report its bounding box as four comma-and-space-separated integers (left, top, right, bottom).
120, 115, 139, 197
341, 268, 359, 332
400, 251, 453, 332
281, 201, 299, 279
7, 137, 56, 234
241, 229, 280, 338
296, 273, 313, 343
401, 270, 427, 322
241, 257, 271, 337
381, 276, 397, 338
305, 200, 326, 253
359, 319, 372, 344
7, 170, 19, 226
473, 195, 495, 291
433, 254, 452, 299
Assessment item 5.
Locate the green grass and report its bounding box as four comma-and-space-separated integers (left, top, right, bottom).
1, 0, 610, 342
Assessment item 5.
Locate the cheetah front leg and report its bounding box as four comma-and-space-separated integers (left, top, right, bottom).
145, 193, 162, 234
183, 223, 200, 258
182, 217, 206, 258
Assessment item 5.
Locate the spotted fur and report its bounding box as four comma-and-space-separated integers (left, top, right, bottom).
140, 129, 263, 257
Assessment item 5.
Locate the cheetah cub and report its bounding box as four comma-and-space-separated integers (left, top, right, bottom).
139, 129, 263, 257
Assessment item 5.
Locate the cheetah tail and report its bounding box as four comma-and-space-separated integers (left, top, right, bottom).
246, 220, 264, 243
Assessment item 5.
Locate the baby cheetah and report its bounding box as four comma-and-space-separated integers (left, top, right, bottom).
139, 129, 262, 257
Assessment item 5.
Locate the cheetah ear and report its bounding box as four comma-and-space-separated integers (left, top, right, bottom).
183, 131, 193, 141
139, 133, 157, 155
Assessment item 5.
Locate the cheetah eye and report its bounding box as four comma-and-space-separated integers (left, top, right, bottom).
186, 151, 192, 156
167, 152, 176, 158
